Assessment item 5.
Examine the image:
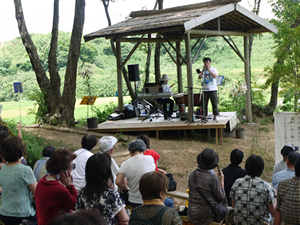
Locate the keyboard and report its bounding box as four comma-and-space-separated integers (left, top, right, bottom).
138, 92, 172, 100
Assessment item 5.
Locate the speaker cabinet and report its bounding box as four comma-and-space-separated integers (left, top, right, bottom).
128, 64, 140, 81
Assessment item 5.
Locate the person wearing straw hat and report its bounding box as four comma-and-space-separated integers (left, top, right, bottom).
188, 148, 226, 225
156, 74, 175, 120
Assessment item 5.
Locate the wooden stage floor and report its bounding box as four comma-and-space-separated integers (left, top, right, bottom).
88, 112, 237, 145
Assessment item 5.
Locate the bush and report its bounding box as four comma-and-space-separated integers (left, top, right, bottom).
93, 102, 117, 123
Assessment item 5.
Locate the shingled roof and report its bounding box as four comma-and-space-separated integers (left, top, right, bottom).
84, 0, 277, 42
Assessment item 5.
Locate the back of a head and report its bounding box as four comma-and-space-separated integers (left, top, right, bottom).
0, 130, 9, 144
1, 136, 25, 162
294, 156, 300, 177
288, 151, 300, 166
137, 134, 150, 149
281, 145, 297, 159
128, 139, 146, 153
139, 171, 169, 200
49, 209, 105, 225
81, 134, 97, 151
85, 152, 112, 187
245, 154, 264, 178
46, 148, 76, 175
42, 146, 56, 157
230, 149, 244, 166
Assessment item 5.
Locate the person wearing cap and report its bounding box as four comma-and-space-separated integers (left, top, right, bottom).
116, 139, 155, 208
198, 57, 219, 121
274, 155, 300, 225
273, 144, 298, 176
230, 154, 276, 225
272, 151, 299, 190
99, 136, 127, 191
187, 148, 226, 225
155, 74, 175, 120
71, 134, 97, 191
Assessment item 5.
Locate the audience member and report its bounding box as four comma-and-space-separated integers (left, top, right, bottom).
72, 134, 97, 191
33, 146, 56, 181
76, 153, 129, 225
129, 171, 182, 225
272, 151, 299, 190
188, 148, 226, 225
273, 144, 298, 175
116, 139, 155, 208
35, 148, 78, 225
230, 154, 276, 225
274, 155, 300, 225
222, 149, 246, 206
49, 209, 105, 225
137, 134, 166, 174
0, 136, 37, 225
99, 136, 123, 191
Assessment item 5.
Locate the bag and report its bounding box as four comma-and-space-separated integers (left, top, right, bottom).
120, 190, 129, 205
166, 173, 177, 191
193, 172, 228, 223
124, 104, 136, 119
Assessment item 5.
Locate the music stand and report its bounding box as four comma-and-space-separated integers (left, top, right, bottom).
80, 96, 97, 118
13, 82, 23, 123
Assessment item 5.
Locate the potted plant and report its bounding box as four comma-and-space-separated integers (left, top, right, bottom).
230, 80, 247, 139
78, 63, 98, 128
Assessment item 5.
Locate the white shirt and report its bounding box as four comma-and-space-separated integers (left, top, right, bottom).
71, 148, 93, 191
202, 67, 218, 91
111, 157, 119, 192
119, 155, 155, 204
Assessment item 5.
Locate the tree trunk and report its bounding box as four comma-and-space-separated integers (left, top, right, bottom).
61, 0, 85, 127
48, 0, 62, 116
154, 0, 163, 83
101, 0, 135, 100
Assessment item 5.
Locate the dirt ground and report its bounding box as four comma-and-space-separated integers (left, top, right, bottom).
24, 117, 275, 193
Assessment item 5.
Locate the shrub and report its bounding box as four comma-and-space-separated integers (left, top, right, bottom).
93, 102, 117, 123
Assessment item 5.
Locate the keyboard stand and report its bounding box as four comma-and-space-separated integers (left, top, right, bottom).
140, 99, 163, 122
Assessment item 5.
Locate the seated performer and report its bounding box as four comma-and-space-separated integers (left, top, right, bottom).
155, 74, 174, 120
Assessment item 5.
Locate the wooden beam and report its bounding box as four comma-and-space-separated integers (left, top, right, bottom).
189, 29, 250, 36
162, 43, 177, 65
116, 41, 123, 111
120, 34, 145, 69
115, 38, 184, 43
130, 0, 241, 18
244, 36, 253, 123
176, 41, 183, 93
192, 35, 207, 64
222, 36, 245, 63
161, 33, 186, 64
185, 31, 194, 122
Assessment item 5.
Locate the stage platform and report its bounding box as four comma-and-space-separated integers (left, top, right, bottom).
88, 112, 237, 145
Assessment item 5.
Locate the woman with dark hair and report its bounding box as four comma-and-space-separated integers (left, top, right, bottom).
0, 136, 37, 225
35, 148, 78, 225
129, 171, 181, 225
230, 154, 276, 225
76, 153, 129, 225
188, 148, 226, 225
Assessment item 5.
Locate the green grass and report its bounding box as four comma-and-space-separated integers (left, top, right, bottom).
0, 96, 131, 125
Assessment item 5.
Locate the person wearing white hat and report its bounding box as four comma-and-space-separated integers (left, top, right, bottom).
156, 74, 175, 120
99, 136, 127, 192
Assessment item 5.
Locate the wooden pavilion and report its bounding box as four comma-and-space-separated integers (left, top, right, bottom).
84, 0, 277, 123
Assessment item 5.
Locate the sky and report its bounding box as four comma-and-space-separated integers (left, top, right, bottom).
0, 0, 274, 43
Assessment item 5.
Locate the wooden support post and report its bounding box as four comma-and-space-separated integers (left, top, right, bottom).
244, 36, 253, 123
185, 31, 194, 122
176, 41, 183, 93
215, 128, 218, 145
116, 41, 123, 111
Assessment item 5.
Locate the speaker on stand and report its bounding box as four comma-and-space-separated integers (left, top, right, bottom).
128, 64, 140, 116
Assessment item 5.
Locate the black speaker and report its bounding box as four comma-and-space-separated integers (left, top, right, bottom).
128, 64, 140, 81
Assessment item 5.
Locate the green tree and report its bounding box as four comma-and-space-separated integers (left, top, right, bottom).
266, 0, 300, 112
13, 0, 85, 127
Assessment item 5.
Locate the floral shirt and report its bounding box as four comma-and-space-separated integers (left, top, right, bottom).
76, 188, 125, 225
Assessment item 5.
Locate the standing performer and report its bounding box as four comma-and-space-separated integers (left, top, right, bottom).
198, 57, 219, 121
156, 74, 174, 120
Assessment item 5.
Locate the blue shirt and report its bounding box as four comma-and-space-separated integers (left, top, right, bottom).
272, 168, 295, 189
